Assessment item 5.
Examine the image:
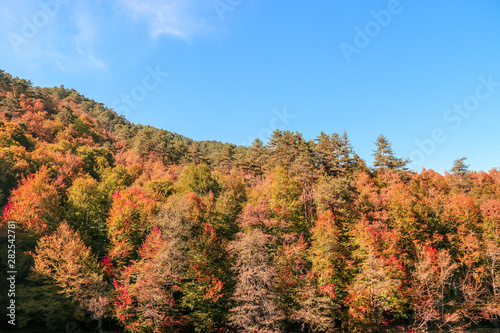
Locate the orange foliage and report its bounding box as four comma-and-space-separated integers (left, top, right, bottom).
2, 166, 61, 234
19, 94, 44, 113
444, 194, 480, 228
20, 111, 55, 141
107, 187, 159, 262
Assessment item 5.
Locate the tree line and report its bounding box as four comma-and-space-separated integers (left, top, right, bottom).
1, 69, 500, 332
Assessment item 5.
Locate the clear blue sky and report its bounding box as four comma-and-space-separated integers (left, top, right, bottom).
1, 0, 500, 173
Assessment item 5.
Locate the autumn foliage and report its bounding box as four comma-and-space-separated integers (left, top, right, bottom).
2, 166, 61, 234
3, 69, 500, 332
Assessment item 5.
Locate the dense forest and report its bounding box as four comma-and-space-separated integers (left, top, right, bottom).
2, 69, 500, 332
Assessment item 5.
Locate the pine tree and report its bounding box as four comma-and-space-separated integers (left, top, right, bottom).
268, 130, 310, 171
449, 157, 472, 193
186, 143, 206, 165
372, 134, 409, 171
215, 143, 234, 171
314, 131, 359, 176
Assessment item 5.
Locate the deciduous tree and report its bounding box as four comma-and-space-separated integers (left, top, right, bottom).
31, 222, 109, 331
107, 187, 158, 264
229, 227, 284, 332
2, 166, 61, 235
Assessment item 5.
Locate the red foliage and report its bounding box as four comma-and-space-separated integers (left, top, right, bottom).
319, 283, 337, 299
203, 222, 217, 240
180, 192, 206, 223
112, 227, 186, 332
237, 199, 274, 228
101, 254, 115, 277
138, 226, 163, 259
425, 246, 439, 270
107, 187, 158, 261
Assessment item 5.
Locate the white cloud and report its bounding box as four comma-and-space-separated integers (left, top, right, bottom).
74, 11, 107, 70
116, 0, 213, 39
0, 1, 107, 73
40, 10, 107, 74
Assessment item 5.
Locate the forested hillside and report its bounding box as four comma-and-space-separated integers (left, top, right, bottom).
2, 69, 500, 332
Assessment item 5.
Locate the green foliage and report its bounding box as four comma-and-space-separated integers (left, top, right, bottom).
17, 276, 76, 331
372, 134, 409, 171
450, 157, 473, 193
266, 167, 306, 236
66, 174, 111, 255
73, 115, 103, 143
100, 164, 140, 195
237, 138, 265, 175
268, 129, 311, 171
0, 121, 36, 151
451, 157, 469, 176
213, 143, 234, 170
211, 191, 243, 239
181, 223, 233, 332
175, 163, 220, 197
209, 171, 247, 239
314, 175, 354, 217
315, 131, 359, 176
144, 176, 174, 201
76, 146, 114, 180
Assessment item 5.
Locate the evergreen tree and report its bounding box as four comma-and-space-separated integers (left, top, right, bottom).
185, 143, 206, 165
214, 143, 234, 171
451, 157, 469, 176
450, 157, 472, 193
239, 138, 266, 176
268, 129, 308, 171
314, 131, 359, 176
372, 134, 409, 171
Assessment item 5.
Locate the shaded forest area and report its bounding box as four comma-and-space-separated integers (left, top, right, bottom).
2, 69, 500, 332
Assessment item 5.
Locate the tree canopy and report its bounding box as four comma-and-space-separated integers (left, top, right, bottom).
1, 69, 499, 332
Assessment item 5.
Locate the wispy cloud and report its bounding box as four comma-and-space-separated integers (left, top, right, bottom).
74, 11, 107, 71
116, 0, 213, 39
0, 1, 107, 73
42, 10, 107, 74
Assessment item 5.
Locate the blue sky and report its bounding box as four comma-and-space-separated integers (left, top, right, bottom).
1, 0, 500, 174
